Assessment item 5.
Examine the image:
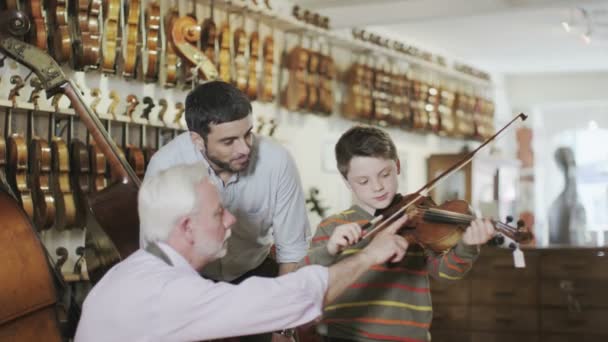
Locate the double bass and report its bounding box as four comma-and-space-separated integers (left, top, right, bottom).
0, 10, 70, 341
1, 10, 141, 275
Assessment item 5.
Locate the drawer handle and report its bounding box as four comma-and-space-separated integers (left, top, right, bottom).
494, 290, 515, 297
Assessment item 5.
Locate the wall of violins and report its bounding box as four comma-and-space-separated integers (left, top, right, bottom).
0, 0, 497, 304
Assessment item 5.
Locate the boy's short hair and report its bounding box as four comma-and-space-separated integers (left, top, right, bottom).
335, 125, 398, 178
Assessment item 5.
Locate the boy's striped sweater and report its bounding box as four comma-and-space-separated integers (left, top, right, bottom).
300, 205, 480, 342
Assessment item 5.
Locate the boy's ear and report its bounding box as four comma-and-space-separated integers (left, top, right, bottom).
190, 132, 206, 153
396, 159, 401, 175
342, 174, 353, 191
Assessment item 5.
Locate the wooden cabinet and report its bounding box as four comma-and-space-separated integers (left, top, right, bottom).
430, 247, 608, 341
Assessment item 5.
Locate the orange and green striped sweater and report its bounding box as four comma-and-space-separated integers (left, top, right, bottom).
300, 205, 480, 342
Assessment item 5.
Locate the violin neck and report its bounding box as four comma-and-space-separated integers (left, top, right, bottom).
423, 208, 473, 226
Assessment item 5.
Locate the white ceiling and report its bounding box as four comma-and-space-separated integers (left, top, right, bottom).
293, 0, 608, 74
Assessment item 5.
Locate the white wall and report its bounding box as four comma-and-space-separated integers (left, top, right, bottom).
505, 72, 608, 246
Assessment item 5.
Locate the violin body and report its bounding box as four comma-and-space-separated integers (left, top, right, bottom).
375, 193, 469, 253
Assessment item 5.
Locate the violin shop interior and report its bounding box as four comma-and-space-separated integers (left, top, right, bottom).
1, 0, 608, 341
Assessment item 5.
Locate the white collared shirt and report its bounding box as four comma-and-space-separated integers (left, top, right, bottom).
143, 133, 311, 281
74, 243, 328, 341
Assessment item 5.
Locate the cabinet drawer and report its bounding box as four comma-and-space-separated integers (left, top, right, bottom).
540, 250, 608, 279
541, 308, 608, 334
469, 249, 538, 279
430, 330, 470, 342
541, 279, 608, 308
430, 278, 470, 304
471, 332, 538, 342
471, 306, 537, 332
432, 305, 469, 330
472, 279, 537, 306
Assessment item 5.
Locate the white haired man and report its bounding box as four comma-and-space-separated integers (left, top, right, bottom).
74, 163, 410, 341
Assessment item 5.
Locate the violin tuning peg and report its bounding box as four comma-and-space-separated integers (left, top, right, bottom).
488, 234, 505, 247
517, 219, 525, 229
505, 215, 514, 224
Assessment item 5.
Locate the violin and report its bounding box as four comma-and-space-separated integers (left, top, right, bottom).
5, 75, 35, 220
437, 87, 456, 136
164, 7, 180, 87
200, 16, 217, 66
306, 48, 320, 112
122, 0, 141, 78
27, 77, 56, 230
26, 0, 47, 50
88, 89, 107, 193
143, 1, 160, 82
49, 94, 80, 230
233, 27, 248, 92
246, 30, 259, 101
367, 193, 532, 254
362, 114, 533, 253
284, 46, 308, 111
123, 94, 145, 180
101, 0, 120, 73
140, 96, 156, 168
77, 0, 102, 69
218, 22, 232, 82
318, 53, 335, 115
425, 85, 441, 133
50, 0, 72, 63
260, 34, 274, 102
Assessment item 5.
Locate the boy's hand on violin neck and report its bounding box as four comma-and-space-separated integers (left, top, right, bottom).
360, 215, 409, 265
327, 223, 363, 256
462, 218, 495, 246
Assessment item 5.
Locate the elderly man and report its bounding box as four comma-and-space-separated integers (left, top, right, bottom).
144, 81, 311, 340
74, 163, 409, 341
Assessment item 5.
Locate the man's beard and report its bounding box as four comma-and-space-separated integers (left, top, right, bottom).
206, 151, 249, 173
204, 141, 250, 173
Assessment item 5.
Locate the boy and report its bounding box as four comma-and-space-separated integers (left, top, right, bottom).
300, 126, 495, 342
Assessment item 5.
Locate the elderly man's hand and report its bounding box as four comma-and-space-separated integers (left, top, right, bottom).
360, 215, 409, 265
462, 218, 495, 246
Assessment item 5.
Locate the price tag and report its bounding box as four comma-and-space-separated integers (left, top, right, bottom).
513, 247, 526, 268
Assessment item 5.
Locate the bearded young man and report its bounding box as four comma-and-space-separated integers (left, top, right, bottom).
144, 81, 310, 340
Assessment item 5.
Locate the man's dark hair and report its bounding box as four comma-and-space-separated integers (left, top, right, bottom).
185, 81, 252, 138
335, 125, 398, 178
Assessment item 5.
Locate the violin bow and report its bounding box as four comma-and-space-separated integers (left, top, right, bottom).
362, 113, 528, 239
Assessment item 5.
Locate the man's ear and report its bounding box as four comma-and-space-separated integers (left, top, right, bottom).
396, 159, 401, 175
190, 132, 206, 153
176, 216, 195, 245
